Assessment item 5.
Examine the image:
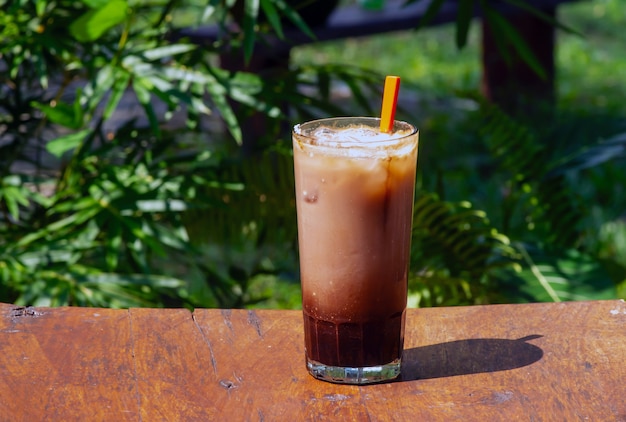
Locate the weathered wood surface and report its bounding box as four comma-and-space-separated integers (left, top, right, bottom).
1, 300, 625, 420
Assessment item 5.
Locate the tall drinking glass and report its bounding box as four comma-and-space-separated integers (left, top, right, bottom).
292, 117, 419, 384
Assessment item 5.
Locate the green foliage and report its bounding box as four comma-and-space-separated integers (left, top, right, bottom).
409, 192, 519, 307
500, 244, 617, 303
408, 0, 579, 79
468, 93, 588, 247
0, 0, 279, 307
459, 94, 625, 304
69, 0, 128, 42
184, 148, 296, 245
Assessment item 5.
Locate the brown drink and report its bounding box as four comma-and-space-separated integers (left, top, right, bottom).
293, 117, 418, 384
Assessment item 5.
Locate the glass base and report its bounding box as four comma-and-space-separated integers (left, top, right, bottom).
306, 357, 401, 385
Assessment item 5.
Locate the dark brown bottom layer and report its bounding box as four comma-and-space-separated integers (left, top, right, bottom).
303, 311, 405, 368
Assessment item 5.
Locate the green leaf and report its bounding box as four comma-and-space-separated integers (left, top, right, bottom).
484, 6, 546, 79
242, 0, 260, 63
202, 4, 218, 23
79, 0, 111, 8
135, 199, 188, 212
118, 217, 166, 256
46, 129, 91, 158
340, 73, 374, 115
455, 0, 473, 49
2, 186, 25, 221
411, 0, 446, 31
133, 78, 161, 137
411, 192, 518, 289
142, 44, 196, 61
272, 0, 315, 40
468, 92, 586, 246
150, 223, 190, 251
32, 100, 83, 129
103, 70, 131, 120
16, 204, 101, 247
206, 81, 242, 145
548, 132, 626, 176
506, 244, 617, 302
105, 224, 122, 270
34, 0, 47, 16
52, 196, 99, 213
83, 273, 185, 289
69, 0, 128, 42
85, 65, 116, 112
502, 0, 583, 36
0, 176, 50, 216
260, 0, 284, 39
216, 70, 280, 118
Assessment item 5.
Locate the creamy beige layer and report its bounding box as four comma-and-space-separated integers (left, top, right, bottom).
294, 129, 418, 322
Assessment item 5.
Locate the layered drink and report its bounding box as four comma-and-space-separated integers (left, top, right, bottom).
293, 117, 419, 384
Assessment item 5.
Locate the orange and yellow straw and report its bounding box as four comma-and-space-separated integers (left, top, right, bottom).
379, 75, 401, 133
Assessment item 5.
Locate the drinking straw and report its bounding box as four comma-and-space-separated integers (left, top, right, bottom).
379, 75, 400, 133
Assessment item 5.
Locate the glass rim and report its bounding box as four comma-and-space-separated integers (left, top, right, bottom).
293, 116, 418, 144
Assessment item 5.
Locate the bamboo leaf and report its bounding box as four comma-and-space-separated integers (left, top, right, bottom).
260, 0, 284, 39
410, 0, 446, 31
135, 199, 188, 212
317, 71, 331, 100
502, 0, 583, 36
484, 6, 546, 79
455, 0, 474, 49
206, 81, 242, 145
133, 78, 161, 137
3, 186, 21, 221
105, 223, 122, 270
242, 0, 260, 64
340, 72, 374, 115
272, 0, 315, 40
103, 70, 130, 120
32, 100, 82, 129
69, 0, 128, 42
46, 129, 91, 158
17, 205, 101, 247
85, 64, 116, 112
142, 44, 196, 61
83, 273, 185, 288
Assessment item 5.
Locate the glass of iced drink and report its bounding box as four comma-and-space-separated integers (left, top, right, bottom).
292, 116, 419, 384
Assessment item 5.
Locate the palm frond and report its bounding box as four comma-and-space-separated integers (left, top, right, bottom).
410, 191, 519, 306
469, 92, 586, 247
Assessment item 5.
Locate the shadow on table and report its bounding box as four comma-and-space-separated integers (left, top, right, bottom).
400, 334, 544, 381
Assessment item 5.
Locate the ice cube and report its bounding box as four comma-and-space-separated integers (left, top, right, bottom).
298, 123, 414, 156
329, 127, 405, 147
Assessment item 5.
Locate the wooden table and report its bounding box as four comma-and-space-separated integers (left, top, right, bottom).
1, 300, 625, 420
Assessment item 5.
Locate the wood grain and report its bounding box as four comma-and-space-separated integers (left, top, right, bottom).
0, 305, 138, 420
1, 300, 625, 421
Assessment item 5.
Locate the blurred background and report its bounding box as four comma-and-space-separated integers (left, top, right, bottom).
1, 0, 624, 309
